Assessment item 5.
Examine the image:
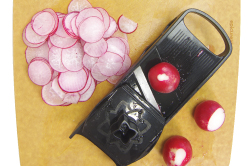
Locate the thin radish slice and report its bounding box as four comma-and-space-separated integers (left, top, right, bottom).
22, 28, 45, 48
79, 80, 96, 102
96, 62, 122, 77
116, 54, 131, 75
42, 81, 65, 106
91, 64, 108, 82
79, 73, 93, 94
25, 23, 48, 44
58, 69, 87, 92
119, 37, 130, 55
98, 52, 124, 64
55, 16, 70, 38
28, 58, 53, 86
51, 76, 66, 99
43, 8, 59, 36
96, 7, 110, 31
61, 42, 84, 71
60, 102, 72, 106
25, 41, 49, 64
48, 46, 68, 72
78, 16, 105, 43
47, 39, 53, 48
70, 15, 79, 36
107, 75, 122, 85
117, 15, 138, 34
56, 12, 65, 17
75, 8, 103, 28
63, 92, 80, 104
51, 70, 59, 80
49, 34, 78, 49
63, 12, 79, 38
103, 17, 118, 38
31, 11, 56, 36
82, 53, 98, 70
68, 0, 92, 13
84, 38, 108, 58
106, 37, 126, 59
112, 30, 128, 41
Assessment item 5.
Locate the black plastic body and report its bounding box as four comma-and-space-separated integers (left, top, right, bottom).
70, 8, 232, 166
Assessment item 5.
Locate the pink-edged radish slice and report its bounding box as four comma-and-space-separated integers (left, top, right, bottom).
84, 38, 108, 58
55, 15, 70, 38
117, 15, 138, 34
82, 53, 98, 70
25, 23, 48, 44
78, 16, 105, 43
194, 100, 225, 131
51, 76, 66, 99
47, 39, 53, 48
119, 37, 130, 55
106, 37, 126, 59
71, 15, 79, 37
163, 136, 192, 166
116, 54, 131, 75
58, 69, 88, 92
75, 8, 103, 28
28, 58, 53, 86
96, 62, 122, 77
49, 34, 78, 49
63, 12, 79, 38
68, 0, 92, 13
31, 11, 56, 36
42, 8, 59, 36
63, 92, 80, 104
25, 41, 49, 64
79, 73, 93, 94
107, 75, 122, 85
48, 46, 68, 72
98, 51, 124, 64
22, 28, 45, 48
112, 30, 128, 41
41, 81, 65, 106
103, 17, 118, 38
61, 42, 84, 71
96, 7, 110, 31
79, 79, 96, 102
91, 64, 108, 82
60, 102, 72, 106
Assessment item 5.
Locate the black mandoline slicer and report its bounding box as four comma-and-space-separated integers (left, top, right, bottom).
70, 8, 232, 166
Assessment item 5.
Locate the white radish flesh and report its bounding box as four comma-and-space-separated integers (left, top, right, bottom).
25, 23, 48, 44
106, 37, 126, 59
118, 15, 138, 34
25, 41, 49, 64
75, 8, 103, 28
48, 46, 68, 72
51, 76, 66, 99
63, 92, 80, 104
116, 54, 131, 75
103, 17, 118, 38
79, 80, 96, 102
63, 12, 79, 38
84, 38, 108, 58
68, 0, 92, 13
42, 8, 59, 36
79, 73, 93, 94
55, 16, 70, 38
107, 75, 122, 85
49, 34, 78, 49
91, 64, 108, 82
96, 7, 110, 31
82, 53, 98, 70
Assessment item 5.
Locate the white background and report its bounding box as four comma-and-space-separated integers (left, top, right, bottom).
0, 0, 249, 165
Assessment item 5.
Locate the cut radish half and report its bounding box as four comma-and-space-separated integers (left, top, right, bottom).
48, 46, 68, 72
58, 69, 87, 92
91, 64, 108, 82
107, 75, 122, 85
61, 42, 84, 71
106, 37, 126, 59
31, 11, 56, 36
79, 79, 96, 102
118, 15, 138, 34
25, 23, 48, 44
68, 0, 92, 13
63, 12, 79, 38
28, 58, 53, 86
116, 54, 131, 75
82, 53, 98, 70
25, 41, 49, 64
42, 81, 65, 106
63, 92, 80, 104
49, 34, 78, 49
51, 76, 66, 99
103, 17, 118, 38
78, 16, 105, 43
79, 73, 93, 94
84, 38, 108, 58
194, 100, 225, 131
96, 7, 110, 31
75, 8, 103, 28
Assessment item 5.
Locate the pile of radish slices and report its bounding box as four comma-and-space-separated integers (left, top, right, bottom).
23, 0, 138, 106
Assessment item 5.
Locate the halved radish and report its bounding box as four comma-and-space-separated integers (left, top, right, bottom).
63, 92, 80, 104
31, 11, 56, 36
75, 8, 103, 28
79, 79, 96, 102
28, 58, 53, 86
61, 42, 84, 71
48, 46, 68, 72
25, 41, 49, 64
106, 37, 126, 59
194, 100, 225, 131
49, 34, 78, 49
51, 76, 66, 99
25, 23, 48, 45
163, 135, 192, 166
41, 81, 65, 106
68, 0, 92, 13
63, 12, 79, 38
84, 38, 108, 58
82, 53, 98, 70
103, 16, 118, 38
96, 7, 110, 31
115, 54, 131, 75
91, 64, 109, 82
117, 15, 138, 34
78, 16, 105, 43
58, 69, 87, 92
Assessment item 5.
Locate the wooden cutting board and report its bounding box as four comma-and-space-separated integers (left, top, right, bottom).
13, 0, 240, 165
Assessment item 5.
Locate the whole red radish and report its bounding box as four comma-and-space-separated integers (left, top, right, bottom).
194, 100, 225, 131
148, 62, 180, 93
163, 135, 192, 166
